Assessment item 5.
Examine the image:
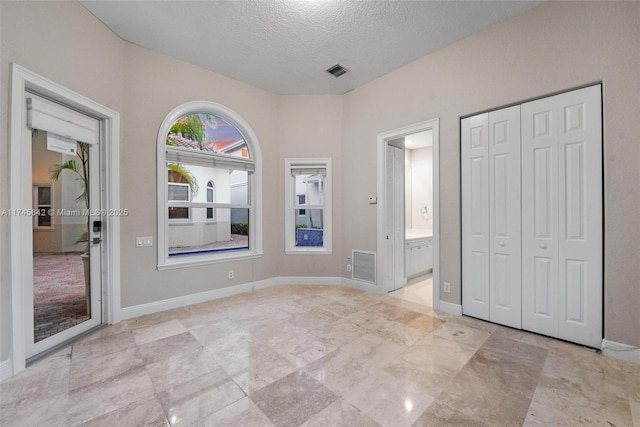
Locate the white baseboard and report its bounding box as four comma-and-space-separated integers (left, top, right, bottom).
119, 277, 350, 320
602, 339, 640, 365
251, 277, 281, 291
0, 359, 12, 382
119, 282, 253, 320
117, 276, 412, 321
438, 301, 462, 316
278, 276, 343, 286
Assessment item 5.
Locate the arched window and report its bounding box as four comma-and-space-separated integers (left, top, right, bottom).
206, 180, 215, 220
157, 101, 262, 269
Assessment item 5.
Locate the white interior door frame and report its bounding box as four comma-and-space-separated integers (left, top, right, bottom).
9, 63, 121, 376
377, 118, 440, 310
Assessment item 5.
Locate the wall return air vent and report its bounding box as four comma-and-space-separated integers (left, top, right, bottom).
326, 64, 349, 78
352, 250, 376, 284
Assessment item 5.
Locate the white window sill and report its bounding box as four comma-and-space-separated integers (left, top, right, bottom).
157, 251, 263, 270
168, 221, 194, 226
285, 248, 332, 255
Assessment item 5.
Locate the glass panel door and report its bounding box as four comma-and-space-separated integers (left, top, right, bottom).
29, 123, 102, 357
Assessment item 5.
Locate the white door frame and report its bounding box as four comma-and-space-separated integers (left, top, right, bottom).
377, 118, 440, 310
9, 63, 121, 375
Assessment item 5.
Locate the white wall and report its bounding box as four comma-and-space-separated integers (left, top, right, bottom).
341, 1, 640, 346
406, 147, 433, 230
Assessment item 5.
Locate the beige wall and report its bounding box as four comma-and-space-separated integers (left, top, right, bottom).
277, 95, 345, 276
341, 1, 640, 346
1, 1, 638, 367
0, 1, 125, 363
120, 43, 280, 306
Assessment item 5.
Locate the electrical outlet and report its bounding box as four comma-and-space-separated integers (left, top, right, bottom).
444, 282, 451, 293
347, 264, 352, 272
228, 270, 234, 279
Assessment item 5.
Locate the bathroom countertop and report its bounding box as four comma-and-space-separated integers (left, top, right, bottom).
405, 229, 433, 240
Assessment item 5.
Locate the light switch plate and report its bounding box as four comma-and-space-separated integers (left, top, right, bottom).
136, 236, 153, 247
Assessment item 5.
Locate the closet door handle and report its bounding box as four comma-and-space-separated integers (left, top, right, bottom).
498, 242, 505, 247
540, 243, 547, 249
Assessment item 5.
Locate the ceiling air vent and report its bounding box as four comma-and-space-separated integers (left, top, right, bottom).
326, 64, 349, 78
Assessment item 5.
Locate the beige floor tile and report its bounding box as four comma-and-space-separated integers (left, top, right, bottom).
67, 367, 156, 425
133, 319, 188, 346
145, 347, 223, 392
69, 347, 144, 391
304, 349, 380, 396
344, 369, 435, 427
432, 320, 491, 349
138, 331, 204, 365
4, 284, 637, 427
251, 370, 338, 427
158, 370, 246, 426
218, 344, 297, 394
300, 398, 380, 427
193, 397, 274, 427
76, 396, 169, 427
340, 333, 406, 368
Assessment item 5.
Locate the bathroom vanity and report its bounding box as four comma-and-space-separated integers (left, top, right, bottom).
405, 229, 433, 278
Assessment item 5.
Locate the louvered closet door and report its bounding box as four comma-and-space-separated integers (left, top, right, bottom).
488, 106, 521, 329
462, 113, 490, 321
522, 85, 602, 348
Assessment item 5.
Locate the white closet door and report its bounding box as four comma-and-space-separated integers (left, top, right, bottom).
462, 113, 490, 321
522, 95, 561, 338
556, 86, 602, 348
522, 85, 602, 348
489, 106, 522, 329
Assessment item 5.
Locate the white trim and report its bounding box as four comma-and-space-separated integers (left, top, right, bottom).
601, 339, 640, 365
0, 359, 12, 383
120, 282, 254, 320
438, 301, 463, 316
284, 158, 332, 254
377, 118, 440, 309
157, 101, 263, 270
278, 276, 342, 286
9, 63, 121, 376
119, 276, 386, 321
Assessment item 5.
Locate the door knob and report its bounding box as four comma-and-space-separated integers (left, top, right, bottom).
540, 243, 547, 249
498, 242, 505, 247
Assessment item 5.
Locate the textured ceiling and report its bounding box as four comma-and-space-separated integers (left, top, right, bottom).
81, 1, 542, 95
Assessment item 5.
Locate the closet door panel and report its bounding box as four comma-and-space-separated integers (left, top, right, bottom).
522, 97, 559, 338
488, 106, 521, 328
462, 113, 490, 321
557, 85, 602, 348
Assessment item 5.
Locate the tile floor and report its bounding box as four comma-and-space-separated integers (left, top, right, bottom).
389, 273, 433, 307
1, 285, 638, 427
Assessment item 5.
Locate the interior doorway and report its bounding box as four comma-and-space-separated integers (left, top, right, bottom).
377, 119, 440, 311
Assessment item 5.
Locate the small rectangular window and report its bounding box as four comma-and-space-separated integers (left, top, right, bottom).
33, 184, 53, 228
285, 158, 332, 254
168, 182, 190, 221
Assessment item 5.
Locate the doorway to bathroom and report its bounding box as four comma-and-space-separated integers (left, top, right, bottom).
377, 119, 440, 311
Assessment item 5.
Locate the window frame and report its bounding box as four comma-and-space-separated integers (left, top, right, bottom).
284, 158, 332, 254
157, 101, 263, 270
33, 183, 54, 230
167, 182, 191, 222
206, 180, 215, 221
